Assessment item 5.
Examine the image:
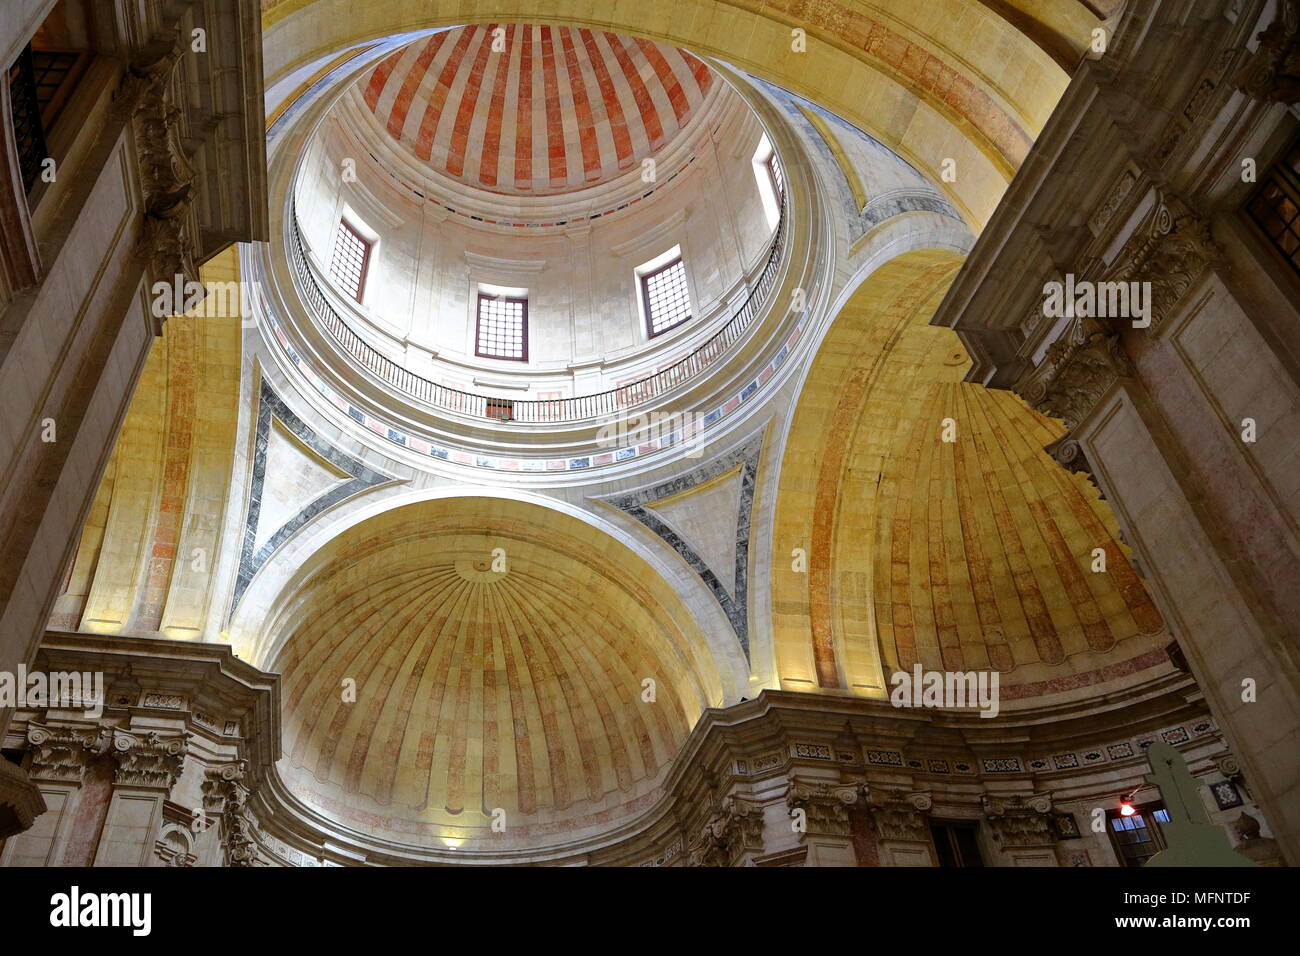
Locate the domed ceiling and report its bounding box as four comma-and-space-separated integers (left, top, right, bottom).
268, 498, 727, 854
360, 24, 716, 195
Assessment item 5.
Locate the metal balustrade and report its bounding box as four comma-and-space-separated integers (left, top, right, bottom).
288, 199, 788, 424
7, 46, 48, 195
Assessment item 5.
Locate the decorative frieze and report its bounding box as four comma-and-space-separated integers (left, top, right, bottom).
141, 692, 186, 710
792, 742, 832, 760
636, 838, 684, 867
1088, 169, 1137, 237
1150, 40, 1239, 170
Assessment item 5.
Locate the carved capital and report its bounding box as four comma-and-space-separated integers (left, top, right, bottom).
110, 730, 187, 791
24, 722, 112, 783
0, 758, 46, 837
865, 787, 932, 842
981, 792, 1056, 847
786, 780, 861, 837
119, 33, 197, 290
1107, 192, 1220, 330
1014, 316, 1133, 430
685, 794, 764, 867
1233, 0, 1300, 103
203, 762, 258, 866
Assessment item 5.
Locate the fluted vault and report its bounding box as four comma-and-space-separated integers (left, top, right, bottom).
263, 496, 729, 852
773, 248, 1170, 700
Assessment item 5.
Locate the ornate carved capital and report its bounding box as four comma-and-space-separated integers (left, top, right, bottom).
786, 780, 861, 837
203, 762, 258, 866
1107, 193, 1220, 331
865, 787, 932, 842
24, 722, 112, 783
981, 792, 1056, 847
0, 758, 46, 837
1014, 316, 1133, 431
685, 794, 764, 867
1233, 0, 1300, 103
110, 730, 187, 791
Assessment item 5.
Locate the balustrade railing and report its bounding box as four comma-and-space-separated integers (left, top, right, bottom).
288, 198, 787, 424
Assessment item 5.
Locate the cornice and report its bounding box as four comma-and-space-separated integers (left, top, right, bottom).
34, 630, 281, 777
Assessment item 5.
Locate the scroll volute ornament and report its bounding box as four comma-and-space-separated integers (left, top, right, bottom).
24, 722, 112, 782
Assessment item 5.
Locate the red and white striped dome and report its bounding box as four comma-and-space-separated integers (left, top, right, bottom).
361, 25, 715, 195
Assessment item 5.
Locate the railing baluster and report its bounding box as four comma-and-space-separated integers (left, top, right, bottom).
288, 198, 787, 424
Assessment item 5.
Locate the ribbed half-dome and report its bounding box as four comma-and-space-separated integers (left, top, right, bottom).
775, 249, 1170, 699
270, 498, 722, 852
872, 379, 1166, 686
361, 24, 715, 194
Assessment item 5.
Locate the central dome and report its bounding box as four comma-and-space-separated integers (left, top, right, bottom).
360, 25, 715, 195
286, 26, 790, 459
